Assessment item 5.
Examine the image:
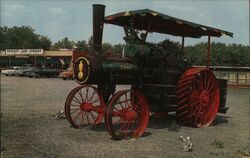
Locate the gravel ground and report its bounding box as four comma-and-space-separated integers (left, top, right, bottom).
1, 75, 249, 158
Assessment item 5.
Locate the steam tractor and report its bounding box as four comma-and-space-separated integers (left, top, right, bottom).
64, 4, 233, 140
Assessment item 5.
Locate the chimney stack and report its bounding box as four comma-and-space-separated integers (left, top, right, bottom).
92, 4, 105, 56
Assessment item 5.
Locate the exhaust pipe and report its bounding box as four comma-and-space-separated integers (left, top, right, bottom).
92, 4, 105, 56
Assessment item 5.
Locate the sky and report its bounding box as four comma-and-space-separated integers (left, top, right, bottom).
1, 0, 249, 46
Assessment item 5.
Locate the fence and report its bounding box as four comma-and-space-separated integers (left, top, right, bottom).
208, 66, 250, 88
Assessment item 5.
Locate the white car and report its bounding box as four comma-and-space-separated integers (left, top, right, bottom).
1, 66, 21, 76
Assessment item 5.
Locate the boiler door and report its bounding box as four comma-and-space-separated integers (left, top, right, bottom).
74, 57, 90, 84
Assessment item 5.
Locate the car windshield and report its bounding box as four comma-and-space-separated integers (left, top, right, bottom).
22, 64, 33, 67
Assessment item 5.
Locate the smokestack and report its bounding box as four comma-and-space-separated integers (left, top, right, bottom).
92, 4, 105, 56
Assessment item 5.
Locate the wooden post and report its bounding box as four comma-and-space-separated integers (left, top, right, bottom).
8, 56, 11, 67
207, 35, 211, 68
34, 56, 37, 67
43, 56, 46, 68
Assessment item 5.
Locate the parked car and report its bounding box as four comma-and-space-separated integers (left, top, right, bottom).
22, 64, 33, 68
22, 67, 36, 76
1, 66, 21, 76
17, 65, 34, 76
26, 68, 61, 78
58, 68, 74, 80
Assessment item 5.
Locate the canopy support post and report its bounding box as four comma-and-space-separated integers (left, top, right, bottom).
143, 20, 152, 41
181, 36, 185, 53
207, 35, 211, 68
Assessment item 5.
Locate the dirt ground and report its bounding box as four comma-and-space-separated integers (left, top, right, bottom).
1, 75, 249, 158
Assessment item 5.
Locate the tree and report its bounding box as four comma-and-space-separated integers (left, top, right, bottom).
0, 27, 8, 50
37, 35, 52, 50
51, 37, 74, 50
0, 26, 52, 50
87, 36, 94, 54
6, 26, 38, 49
75, 40, 88, 52
113, 44, 124, 56
87, 36, 115, 55
185, 42, 250, 66
159, 38, 181, 51
102, 42, 114, 55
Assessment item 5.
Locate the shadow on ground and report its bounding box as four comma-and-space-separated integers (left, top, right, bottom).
212, 115, 230, 126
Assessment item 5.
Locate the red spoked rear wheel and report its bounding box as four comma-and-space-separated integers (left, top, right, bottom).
176, 68, 220, 127
65, 85, 105, 128
106, 90, 150, 140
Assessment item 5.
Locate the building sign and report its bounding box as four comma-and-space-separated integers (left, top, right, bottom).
15, 56, 29, 58
6, 49, 43, 55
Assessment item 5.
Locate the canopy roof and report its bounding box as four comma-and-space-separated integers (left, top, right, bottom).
105, 9, 233, 38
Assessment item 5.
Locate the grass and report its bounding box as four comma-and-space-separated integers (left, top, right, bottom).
167, 121, 181, 132
211, 139, 224, 149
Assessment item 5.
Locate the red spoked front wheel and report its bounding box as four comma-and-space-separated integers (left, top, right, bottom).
176, 68, 220, 127
106, 90, 150, 140
65, 85, 105, 128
